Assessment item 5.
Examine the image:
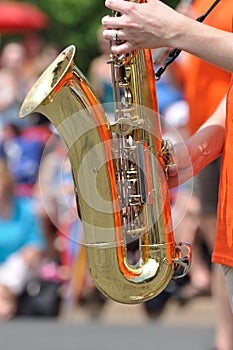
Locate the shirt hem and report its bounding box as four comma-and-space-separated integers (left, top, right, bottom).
212, 253, 233, 268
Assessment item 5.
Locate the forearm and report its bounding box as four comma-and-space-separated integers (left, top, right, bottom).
171, 17, 233, 73
186, 97, 226, 176
169, 97, 226, 188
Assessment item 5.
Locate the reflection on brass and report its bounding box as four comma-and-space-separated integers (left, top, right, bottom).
19, 38, 191, 304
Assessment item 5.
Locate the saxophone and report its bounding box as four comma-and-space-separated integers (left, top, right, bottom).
19, 3, 191, 304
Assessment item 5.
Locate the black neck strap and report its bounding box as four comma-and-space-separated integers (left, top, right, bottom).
155, 0, 221, 80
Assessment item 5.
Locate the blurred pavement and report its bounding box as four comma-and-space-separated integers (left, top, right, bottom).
0, 295, 216, 350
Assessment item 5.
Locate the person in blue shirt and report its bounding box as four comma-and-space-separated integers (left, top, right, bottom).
0, 157, 46, 319
0, 123, 43, 197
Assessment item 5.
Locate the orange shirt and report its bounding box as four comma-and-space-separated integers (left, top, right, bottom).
212, 77, 233, 267
181, 0, 232, 135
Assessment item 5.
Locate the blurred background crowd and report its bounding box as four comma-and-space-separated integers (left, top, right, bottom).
0, 0, 232, 349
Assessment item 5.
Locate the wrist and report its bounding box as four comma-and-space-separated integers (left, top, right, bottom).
168, 14, 193, 49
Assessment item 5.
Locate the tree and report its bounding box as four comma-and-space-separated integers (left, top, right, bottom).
36, 0, 109, 74
33, 0, 179, 74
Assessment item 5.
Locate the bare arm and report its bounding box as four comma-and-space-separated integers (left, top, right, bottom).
102, 0, 233, 73
168, 97, 226, 188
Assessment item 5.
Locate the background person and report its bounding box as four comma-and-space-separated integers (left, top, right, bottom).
0, 158, 46, 319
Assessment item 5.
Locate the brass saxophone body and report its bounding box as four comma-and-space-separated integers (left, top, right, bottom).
19, 8, 191, 304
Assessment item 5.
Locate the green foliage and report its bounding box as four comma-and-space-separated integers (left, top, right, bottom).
163, 0, 180, 8
37, 0, 109, 74
38, 0, 180, 73
2, 0, 180, 74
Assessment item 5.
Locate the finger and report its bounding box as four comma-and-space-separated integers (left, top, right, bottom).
103, 29, 126, 42
167, 164, 178, 178
105, 0, 132, 14
111, 42, 134, 55
147, 0, 159, 4
102, 15, 127, 29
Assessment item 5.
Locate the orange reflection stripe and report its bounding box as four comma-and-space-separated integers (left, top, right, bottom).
80, 80, 138, 278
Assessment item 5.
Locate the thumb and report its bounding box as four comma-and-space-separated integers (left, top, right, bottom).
146, 0, 159, 4
167, 164, 178, 178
